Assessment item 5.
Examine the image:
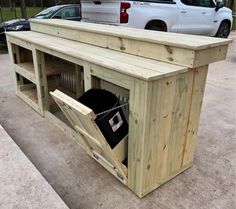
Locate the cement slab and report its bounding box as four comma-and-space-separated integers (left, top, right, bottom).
0, 125, 69, 209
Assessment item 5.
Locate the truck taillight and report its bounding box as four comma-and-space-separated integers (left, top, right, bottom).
120, 2, 130, 24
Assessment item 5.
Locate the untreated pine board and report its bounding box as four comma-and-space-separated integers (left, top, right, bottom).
29, 19, 232, 68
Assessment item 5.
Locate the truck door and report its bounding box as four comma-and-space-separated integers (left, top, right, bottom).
81, 0, 121, 25
176, 0, 216, 35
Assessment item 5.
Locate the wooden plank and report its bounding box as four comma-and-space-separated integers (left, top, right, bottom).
29, 19, 232, 67
32, 49, 44, 115
83, 63, 100, 92
163, 70, 195, 177
182, 66, 208, 166
6, 35, 32, 50
30, 19, 232, 50
37, 51, 49, 111
6, 41, 18, 94
14, 63, 36, 83
6, 32, 188, 80
89, 64, 131, 90
140, 75, 178, 191
15, 45, 24, 85
128, 79, 149, 197
194, 45, 228, 67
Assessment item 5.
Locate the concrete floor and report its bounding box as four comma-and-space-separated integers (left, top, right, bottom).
0, 32, 235, 209
0, 125, 69, 209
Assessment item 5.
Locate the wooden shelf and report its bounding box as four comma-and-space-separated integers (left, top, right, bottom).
45, 59, 75, 76
17, 62, 35, 74
17, 84, 40, 113
21, 88, 38, 104
15, 60, 75, 84
15, 62, 36, 84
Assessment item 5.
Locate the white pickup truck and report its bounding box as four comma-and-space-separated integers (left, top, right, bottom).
81, 0, 232, 38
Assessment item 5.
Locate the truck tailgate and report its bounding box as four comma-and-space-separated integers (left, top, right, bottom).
81, 0, 121, 24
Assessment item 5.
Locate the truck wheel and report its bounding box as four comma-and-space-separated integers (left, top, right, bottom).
145, 21, 167, 32
215, 22, 230, 38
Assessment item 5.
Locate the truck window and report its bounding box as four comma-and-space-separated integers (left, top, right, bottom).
56, 7, 77, 19
181, 0, 215, 7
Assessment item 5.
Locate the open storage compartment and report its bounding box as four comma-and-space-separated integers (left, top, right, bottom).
42, 53, 84, 127
15, 73, 41, 112
50, 77, 130, 184
14, 45, 35, 74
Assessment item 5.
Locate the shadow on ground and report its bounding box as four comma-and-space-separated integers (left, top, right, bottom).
0, 43, 8, 54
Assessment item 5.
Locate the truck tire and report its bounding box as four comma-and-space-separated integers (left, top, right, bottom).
215, 21, 230, 38
145, 20, 167, 32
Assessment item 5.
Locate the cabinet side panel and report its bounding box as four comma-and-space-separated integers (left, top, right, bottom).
182, 66, 208, 166
138, 67, 208, 196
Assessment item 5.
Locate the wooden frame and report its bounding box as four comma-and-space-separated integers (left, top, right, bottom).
6, 20, 231, 198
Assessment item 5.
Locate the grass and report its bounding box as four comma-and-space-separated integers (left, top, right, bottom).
233, 17, 236, 30
0, 7, 42, 23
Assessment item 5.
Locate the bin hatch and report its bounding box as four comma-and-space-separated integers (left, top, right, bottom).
50, 90, 128, 184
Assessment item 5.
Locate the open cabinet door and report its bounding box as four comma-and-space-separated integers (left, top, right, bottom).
50, 90, 127, 184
